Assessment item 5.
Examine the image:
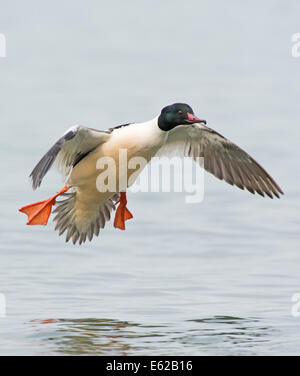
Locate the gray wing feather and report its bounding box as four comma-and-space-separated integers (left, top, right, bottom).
30, 125, 110, 189
157, 123, 283, 199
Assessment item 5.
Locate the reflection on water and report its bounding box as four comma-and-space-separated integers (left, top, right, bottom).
29, 318, 141, 355
28, 316, 272, 355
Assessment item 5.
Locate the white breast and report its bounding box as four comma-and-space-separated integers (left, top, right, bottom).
108, 116, 168, 159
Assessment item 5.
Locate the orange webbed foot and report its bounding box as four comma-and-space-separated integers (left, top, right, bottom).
19, 185, 68, 225
114, 191, 133, 230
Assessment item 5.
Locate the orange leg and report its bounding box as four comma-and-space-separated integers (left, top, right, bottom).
113, 191, 133, 230
19, 185, 69, 226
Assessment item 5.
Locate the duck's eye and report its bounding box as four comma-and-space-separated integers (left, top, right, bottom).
178, 110, 183, 115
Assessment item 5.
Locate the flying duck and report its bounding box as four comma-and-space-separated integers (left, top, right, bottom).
19, 103, 283, 245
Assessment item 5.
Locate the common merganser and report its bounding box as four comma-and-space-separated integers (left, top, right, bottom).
19, 103, 283, 245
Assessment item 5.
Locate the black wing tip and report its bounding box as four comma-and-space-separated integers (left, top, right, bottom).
273, 190, 284, 199
277, 187, 284, 196
274, 190, 284, 199
252, 187, 283, 199
234, 181, 283, 199
263, 182, 284, 199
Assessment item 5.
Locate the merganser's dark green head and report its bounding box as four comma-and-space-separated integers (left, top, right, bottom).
158, 103, 206, 131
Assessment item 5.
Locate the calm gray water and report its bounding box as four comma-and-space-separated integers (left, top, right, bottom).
0, 0, 299, 355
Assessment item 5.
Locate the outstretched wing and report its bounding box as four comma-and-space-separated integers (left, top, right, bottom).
30, 125, 110, 189
156, 123, 283, 198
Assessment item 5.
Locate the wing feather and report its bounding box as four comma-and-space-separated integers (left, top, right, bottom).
156, 123, 283, 198
30, 125, 110, 189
